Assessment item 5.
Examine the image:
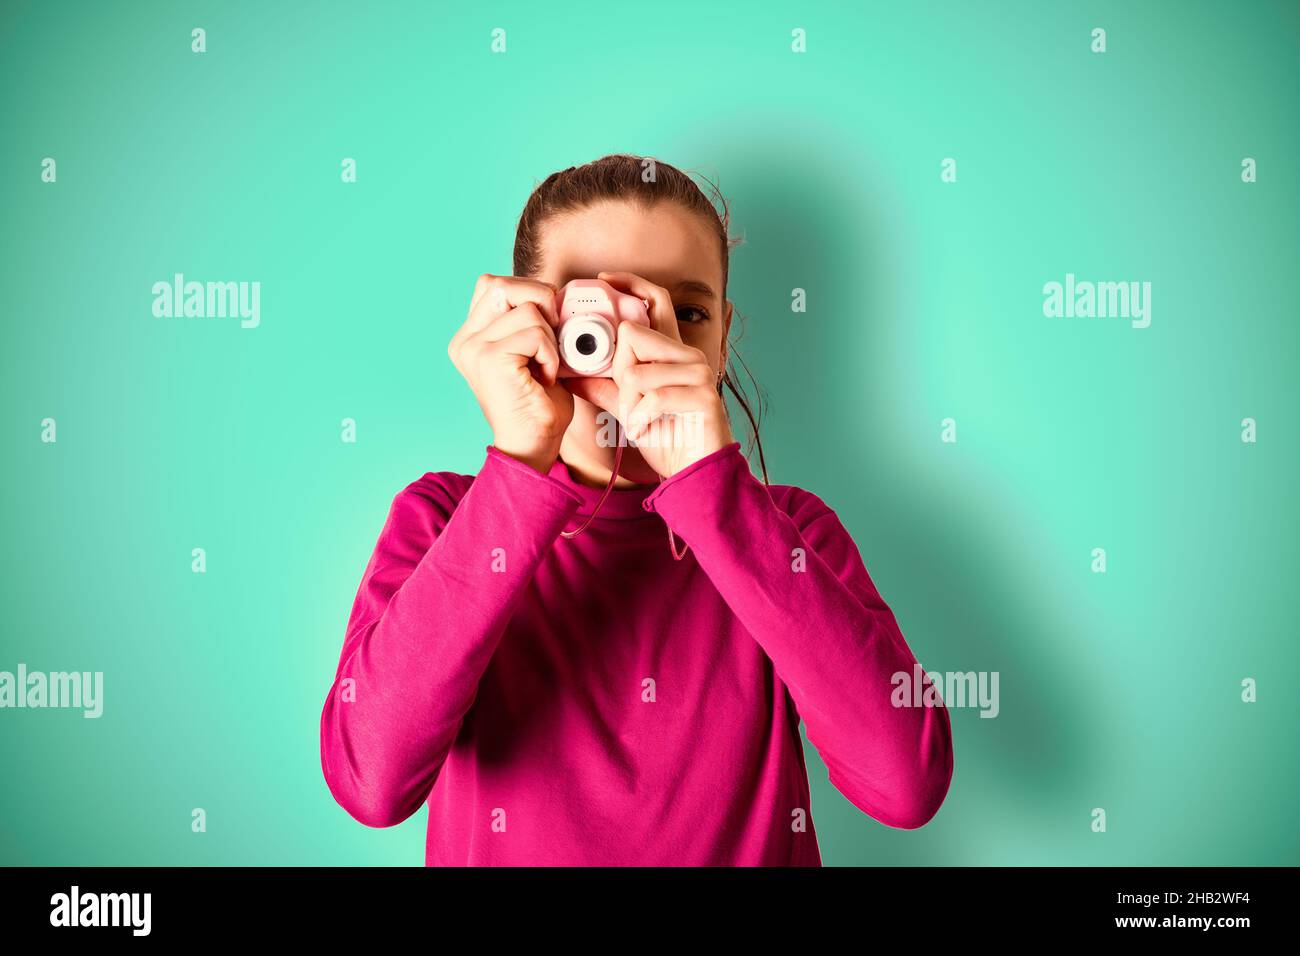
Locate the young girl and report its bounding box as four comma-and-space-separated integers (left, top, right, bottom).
320, 154, 953, 866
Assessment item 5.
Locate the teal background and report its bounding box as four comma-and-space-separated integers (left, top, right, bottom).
2, 0, 1297, 865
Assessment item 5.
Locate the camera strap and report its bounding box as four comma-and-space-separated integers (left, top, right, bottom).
559, 440, 625, 541
558, 439, 691, 561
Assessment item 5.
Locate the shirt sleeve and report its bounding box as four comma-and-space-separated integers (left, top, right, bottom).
320, 447, 582, 828
643, 442, 954, 829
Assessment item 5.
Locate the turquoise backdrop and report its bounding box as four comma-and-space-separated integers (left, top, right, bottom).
2, 0, 1296, 865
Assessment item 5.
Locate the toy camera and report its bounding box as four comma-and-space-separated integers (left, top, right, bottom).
555, 279, 651, 378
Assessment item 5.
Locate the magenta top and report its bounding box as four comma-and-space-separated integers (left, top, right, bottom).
320, 442, 953, 865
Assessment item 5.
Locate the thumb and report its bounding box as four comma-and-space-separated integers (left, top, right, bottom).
562, 376, 620, 417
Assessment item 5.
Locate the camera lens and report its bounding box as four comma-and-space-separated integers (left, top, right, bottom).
559, 314, 615, 375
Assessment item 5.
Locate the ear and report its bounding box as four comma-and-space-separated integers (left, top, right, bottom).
720, 299, 734, 367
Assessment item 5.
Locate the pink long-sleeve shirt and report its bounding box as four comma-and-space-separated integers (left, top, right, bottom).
320, 442, 953, 865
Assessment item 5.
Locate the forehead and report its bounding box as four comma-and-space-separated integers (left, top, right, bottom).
538, 199, 723, 292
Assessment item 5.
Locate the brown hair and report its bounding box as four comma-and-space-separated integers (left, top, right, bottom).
513, 153, 769, 483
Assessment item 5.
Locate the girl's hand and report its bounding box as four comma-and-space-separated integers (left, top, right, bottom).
448, 274, 573, 474
565, 271, 734, 480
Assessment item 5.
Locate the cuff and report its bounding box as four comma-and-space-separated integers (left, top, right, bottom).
642, 441, 748, 515
483, 445, 584, 511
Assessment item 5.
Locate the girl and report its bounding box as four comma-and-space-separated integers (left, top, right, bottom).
320, 154, 953, 866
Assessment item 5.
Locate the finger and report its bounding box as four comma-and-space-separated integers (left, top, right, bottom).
455, 303, 555, 376
464, 274, 559, 338
480, 302, 555, 344
610, 321, 705, 381
488, 325, 560, 386
468, 272, 496, 313
469, 273, 558, 315
614, 361, 712, 431
562, 375, 620, 417
616, 360, 713, 396
597, 270, 681, 342
624, 386, 713, 442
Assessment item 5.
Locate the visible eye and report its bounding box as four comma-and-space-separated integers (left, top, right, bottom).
675, 305, 710, 324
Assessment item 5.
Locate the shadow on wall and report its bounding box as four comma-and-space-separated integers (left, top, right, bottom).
703, 128, 1113, 864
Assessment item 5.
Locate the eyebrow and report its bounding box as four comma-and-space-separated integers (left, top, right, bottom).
674, 279, 718, 300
